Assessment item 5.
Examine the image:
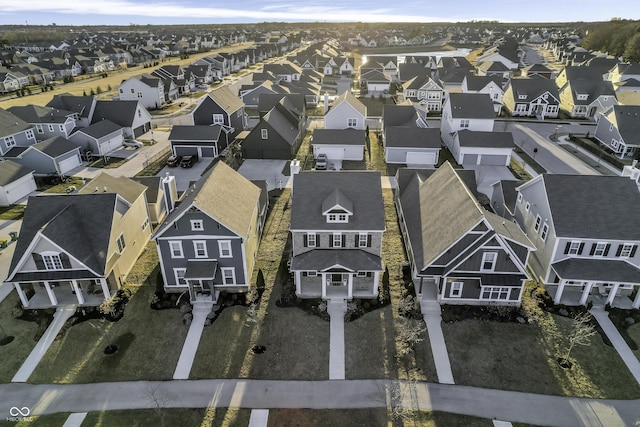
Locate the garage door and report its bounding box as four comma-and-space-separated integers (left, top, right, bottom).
318, 147, 345, 161
406, 151, 436, 166
462, 153, 478, 165
133, 124, 149, 138
174, 146, 199, 157
479, 154, 508, 166
58, 154, 81, 174
200, 147, 217, 157
100, 137, 122, 154
6, 175, 36, 205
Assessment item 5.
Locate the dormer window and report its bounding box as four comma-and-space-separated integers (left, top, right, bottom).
327, 213, 348, 223
33, 251, 71, 270
576, 93, 588, 101
43, 254, 64, 270
322, 188, 353, 224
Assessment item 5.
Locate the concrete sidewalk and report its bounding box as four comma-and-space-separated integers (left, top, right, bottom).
421, 300, 455, 384
590, 306, 640, 384
0, 283, 13, 305
62, 413, 87, 427
173, 302, 213, 380
327, 299, 346, 380
12, 306, 76, 383
2, 379, 638, 426
248, 409, 269, 427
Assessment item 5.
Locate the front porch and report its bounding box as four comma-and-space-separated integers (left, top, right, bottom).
546, 282, 640, 309
295, 271, 380, 300
14, 278, 114, 309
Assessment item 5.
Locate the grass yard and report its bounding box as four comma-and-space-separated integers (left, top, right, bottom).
629, 322, 640, 362
88, 156, 129, 169
358, 96, 396, 116
443, 282, 640, 399
0, 293, 42, 383
0, 204, 26, 220
39, 176, 87, 193
82, 408, 251, 427
0, 412, 70, 427
28, 245, 189, 384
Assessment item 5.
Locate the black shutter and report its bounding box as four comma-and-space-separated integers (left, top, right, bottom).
604, 244, 611, 256
578, 242, 585, 255
329, 236, 334, 248
303, 234, 308, 247
564, 242, 571, 254
32, 253, 45, 270
59, 253, 71, 269
316, 234, 320, 247
367, 235, 372, 247
616, 245, 623, 257
354, 235, 358, 246
341, 234, 346, 248
589, 244, 596, 256
631, 245, 638, 257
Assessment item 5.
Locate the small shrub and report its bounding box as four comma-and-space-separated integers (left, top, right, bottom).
183, 312, 193, 326
178, 302, 193, 314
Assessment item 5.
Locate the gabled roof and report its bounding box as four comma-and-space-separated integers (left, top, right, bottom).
383, 104, 425, 128
562, 79, 616, 104
312, 128, 365, 146
46, 94, 95, 119
155, 161, 261, 239
385, 127, 441, 149
291, 171, 384, 231
92, 100, 146, 127
0, 160, 34, 187
260, 103, 300, 146
447, 93, 496, 119
169, 125, 222, 141
8, 193, 118, 277
322, 188, 353, 215
507, 78, 560, 103
33, 136, 80, 158
456, 130, 514, 148
477, 61, 510, 72
329, 91, 367, 117
531, 174, 640, 239
602, 105, 640, 145
208, 86, 244, 113
131, 176, 162, 202
0, 108, 32, 138
75, 119, 122, 139
77, 172, 147, 205
7, 105, 74, 124
258, 93, 305, 118
463, 75, 503, 91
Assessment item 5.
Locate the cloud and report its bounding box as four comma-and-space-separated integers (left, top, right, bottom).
3, 0, 450, 22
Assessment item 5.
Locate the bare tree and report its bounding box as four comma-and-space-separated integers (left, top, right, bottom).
561, 312, 597, 366
145, 383, 174, 427
396, 317, 427, 357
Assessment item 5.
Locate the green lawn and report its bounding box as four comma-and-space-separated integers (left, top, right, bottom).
88, 156, 129, 169
40, 176, 86, 193
0, 204, 25, 220
629, 322, 640, 362
82, 408, 251, 427
0, 412, 70, 427
0, 293, 42, 383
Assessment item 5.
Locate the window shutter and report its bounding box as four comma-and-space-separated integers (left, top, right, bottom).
564, 242, 571, 254
59, 253, 71, 269
631, 245, 638, 257
329, 237, 333, 248
316, 234, 320, 246
616, 245, 623, 257
32, 253, 45, 270
341, 234, 346, 248
604, 244, 611, 256
354, 235, 358, 246
589, 244, 596, 256
367, 235, 372, 247
303, 234, 307, 247
578, 242, 585, 255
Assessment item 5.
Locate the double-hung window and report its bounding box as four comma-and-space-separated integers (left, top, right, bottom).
219, 240, 232, 258
481, 252, 497, 272
169, 241, 183, 258
193, 241, 207, 258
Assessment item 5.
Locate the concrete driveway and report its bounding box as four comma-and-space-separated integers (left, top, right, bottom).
157, 158, 213, 192
238, 160, 289, 191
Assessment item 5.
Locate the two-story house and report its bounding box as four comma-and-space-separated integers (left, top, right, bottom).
401, 76, 445, 113
594, 105, 640, 159
118, 74, 165, 110
153, 161, 267, 303
191, 86, 247, 142
440, 93, 496, 147
91, 100, 152, 139
514, 174, 640, 309
461, 75, 504, 114
289, 171, 385, 300
558, 79, 617, 120
396, 163, 534, 306
502, 78, 560, 119
7, 105, 77, 141
324, 91, 367, 130
0, 108, 37, 156
4, 174, 152, 308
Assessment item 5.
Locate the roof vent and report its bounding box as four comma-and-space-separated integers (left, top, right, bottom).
103, 186, 108, 192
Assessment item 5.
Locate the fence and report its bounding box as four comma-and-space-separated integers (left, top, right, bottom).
142, 146, 172, 169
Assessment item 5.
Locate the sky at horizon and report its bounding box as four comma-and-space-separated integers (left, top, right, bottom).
1, 0, 638, 26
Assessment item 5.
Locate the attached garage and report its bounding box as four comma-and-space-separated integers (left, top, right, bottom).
174, 146, 199, 157
57, 154, 82, 175
99, 137, 123, 155
316, 147, 346, 161
479, 154, 509, 166
312, 129, 365, 162
385, 128, 441, 166
133, 123, 150, 138
462, 153, 478, 165
0, 160, 37, 206
406, 151, 437, 166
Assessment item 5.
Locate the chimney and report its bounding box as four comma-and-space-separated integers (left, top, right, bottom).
162, 173, 178, 213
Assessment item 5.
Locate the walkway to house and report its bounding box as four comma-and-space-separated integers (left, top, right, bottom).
327, 299, 347, 380
173, 302, 214, 380
419, 284, 455, 384
0, 283, 13, 305
590, 305, 640, 384
62, 413, 88, 427
12, 305, 76, 383
248, 409, 269, 427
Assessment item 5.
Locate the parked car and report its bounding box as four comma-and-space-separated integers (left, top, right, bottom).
315, 153, 328, 170
180, 155, 196, 168
123, 139, 143, 149
166, 155, 182, 167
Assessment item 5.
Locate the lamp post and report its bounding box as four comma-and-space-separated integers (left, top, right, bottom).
553, 124, 562, 141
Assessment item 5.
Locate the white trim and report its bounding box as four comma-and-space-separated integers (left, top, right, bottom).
450, 281, 463, 297
218, 240, 232, 258
169, 241, 184, 258
480, 251, 498, 272
190, 219, 204, 231
221, 267, 236, 285
173, 268, 188, 286
193, 240, 208, 258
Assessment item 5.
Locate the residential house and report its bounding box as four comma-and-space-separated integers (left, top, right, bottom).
514, 174, 640, 309
4, 136, 82, 176
311, 128, 365, 168
191, 87, 247, 141
0, 160, 37, 206
607, 63, 640, 84
558, 78, 617, 120
5, 175, 152, 308
169, 125, 226, 158
46, 94, 97, 128
521, 63, 554, 79
461, 75, 504, 114
241, 101, 304, 160
402, 76, 445, 112
0, 108, 37, 156
289, 171, 385, 300
324, 91, 367, 130
594, 105, 640, 158
395, 163, 534, 306
502, 78, 560, 119
440, 93, 496, 146
118, 74, 165, 110
69, 119, 125, 156
476, 61, 512, 81
359, 68, 391, 94
384, 127, 441, 167
91, 100, 152, 139
7, 105, 76, 141
153, 161, 267, 303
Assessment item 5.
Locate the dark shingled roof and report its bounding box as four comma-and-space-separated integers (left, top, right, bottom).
291, 171, 384, 231
456, 130, 514, 148
46, 94, 95, 119
33, 137, 81, 158
132, 176, 161, 202
604, 105, 640, 146
311, 129, 365, 146
92, 100, 142, 127
0, 160, 33, 187
290, 249, 382, 271
541, 174, 640, 239
385, 127, 441, 149
463, 75, 503, 91
383, 104, 424, 129
7, 105, 74, 124
447, 93, 495, 119
169, 125, 222, 141
0, 108, 32, 138
75, 119, 122, 139
7, 193, 118, 278
552, 258, 640, 284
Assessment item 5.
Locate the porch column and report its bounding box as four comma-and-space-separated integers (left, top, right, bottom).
606, 283, 621, 306
373, 271, 380, 297
294, 271, 301, 296
632, 286, 640, 309
99, 279, 111, 300
321, 274, 327, 300
347, 274, 353, 299
14, 284, 29, 308
554, 280, 566, 305
43, 281, 58, 306
187, 281, 196, 302
579, 282, 594, 306
71, 280, 84, 305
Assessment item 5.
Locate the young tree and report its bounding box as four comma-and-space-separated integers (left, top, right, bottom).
561, 312, 597, 367
396, 317, 426, 357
